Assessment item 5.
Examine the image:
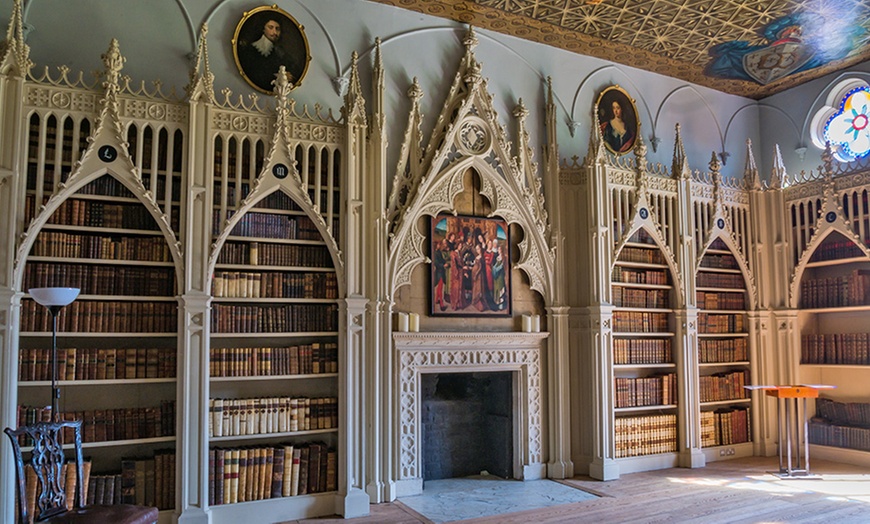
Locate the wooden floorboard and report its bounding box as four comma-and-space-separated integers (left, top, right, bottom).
294, 457, 870, 523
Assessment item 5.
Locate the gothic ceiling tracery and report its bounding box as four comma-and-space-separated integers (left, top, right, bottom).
370, 0, 870, 99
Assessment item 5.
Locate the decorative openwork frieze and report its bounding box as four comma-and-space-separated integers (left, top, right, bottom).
394, 332, 547, 481
25, 85, 97, 113
646, 174, 677, 193
212, 109, 271, 136
120, 98, 187, 124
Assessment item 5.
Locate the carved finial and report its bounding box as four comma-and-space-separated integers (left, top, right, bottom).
744, 138, 761, 190
586, 107, 606, 165
709, 150, 721, 176
822, 140, 834, 178
344, 51, 367, 126
770, 144, 785, 189
513, 98, 529, 120
101, 38, 125, 90
464, 26, 479, 51
274, 65, 295, 100
186, 23, 215, 102
547, 76, 554, 105
672, 123, 688, 179
634, 129, 647, 166
0, 0, 32, 76
408, 77, 423, 103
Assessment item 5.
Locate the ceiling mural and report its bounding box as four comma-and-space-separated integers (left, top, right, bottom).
370, 0, 870, 99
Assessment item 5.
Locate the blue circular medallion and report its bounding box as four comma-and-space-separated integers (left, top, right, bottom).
717, 218, 725, 229
639, 208, 649, 219
825, 211, 837, 223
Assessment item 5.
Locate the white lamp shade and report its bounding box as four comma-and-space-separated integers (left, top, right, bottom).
29, 287, 80, 307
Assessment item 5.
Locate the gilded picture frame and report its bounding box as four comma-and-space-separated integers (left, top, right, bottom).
430, 214, 511, 317
232, 5, 311, 94
596, 85, 640, 155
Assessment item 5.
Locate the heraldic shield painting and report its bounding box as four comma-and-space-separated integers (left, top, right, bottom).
707, 13, 867, 85
430, 214, 511, 317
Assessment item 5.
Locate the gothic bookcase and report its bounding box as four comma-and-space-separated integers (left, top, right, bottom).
784, 155, 870, 468
0, 30, 368, 524
565, 130, 764, 480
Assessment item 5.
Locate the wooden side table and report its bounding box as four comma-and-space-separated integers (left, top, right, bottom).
746, 385, 835, 477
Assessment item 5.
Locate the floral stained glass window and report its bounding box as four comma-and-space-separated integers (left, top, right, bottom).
825, 86, 870, 160
812, 79, 870, 162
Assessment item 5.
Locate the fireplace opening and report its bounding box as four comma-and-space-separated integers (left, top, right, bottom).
421, 371, 513, 480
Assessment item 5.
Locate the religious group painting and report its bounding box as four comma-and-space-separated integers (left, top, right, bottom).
232, 5, 311, 93
430, 214, 511, 317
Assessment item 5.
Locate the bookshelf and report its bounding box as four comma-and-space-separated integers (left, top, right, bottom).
611, 229, 678, 462
695, 238, 753, 460
209, 189, 339, 515
796, 231, 870, 465
19, 170, 180, 514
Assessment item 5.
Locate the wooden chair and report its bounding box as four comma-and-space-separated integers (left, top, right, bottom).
4, 419, 159, 524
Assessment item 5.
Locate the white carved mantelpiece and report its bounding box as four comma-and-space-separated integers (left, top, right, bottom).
393, 331, 548, 496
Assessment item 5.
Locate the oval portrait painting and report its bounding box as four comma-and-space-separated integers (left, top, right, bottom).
232, 5, 311, 94
596, 86, 639, 155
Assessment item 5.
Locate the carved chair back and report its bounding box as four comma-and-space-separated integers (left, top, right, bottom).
4, 419, 85, 523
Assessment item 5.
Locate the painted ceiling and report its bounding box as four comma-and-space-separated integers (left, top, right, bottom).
370, 0, 870, 99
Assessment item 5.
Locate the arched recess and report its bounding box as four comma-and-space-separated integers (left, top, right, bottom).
388, 154, 553, 307
208, 182, 345, 297
698, 229, 758, 312
790, 221, 870, 310
13, 165, 184, 292
615, 223, 685, 307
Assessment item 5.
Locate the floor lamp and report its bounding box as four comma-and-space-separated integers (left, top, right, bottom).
28, 287, 79, 421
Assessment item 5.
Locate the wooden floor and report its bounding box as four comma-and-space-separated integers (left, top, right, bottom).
294, 457, 870, 523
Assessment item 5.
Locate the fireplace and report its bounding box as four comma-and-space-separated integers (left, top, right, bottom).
393, 331, 548, 497
422, 372, 513, 480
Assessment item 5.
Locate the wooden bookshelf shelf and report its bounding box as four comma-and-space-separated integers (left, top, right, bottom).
19, 378, 176, 387
211, 332, 339, 339
805, 256, 870, 268
209, 428, 338, 443
212, 298, 338, 304
214, 264, 335, 272
614, 261, 669, 269
697, 333, 749, 338
611, 282, 672, 290
211, 374, 338, 383
612, 332, 676, 337
614, 404, 677, 413
700, 398, 751, 407
25, 256, 175, 267
697, 267, 742, 274
42, 224, 166, 236
22, 436, 176, 452
613, 364, 676, 370
699, 361, 751, 367
223, 235, 326, 246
